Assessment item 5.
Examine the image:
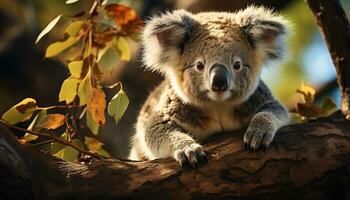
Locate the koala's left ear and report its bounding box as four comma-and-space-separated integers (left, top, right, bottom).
236, 6, 291, 62
141, 10, 196, 72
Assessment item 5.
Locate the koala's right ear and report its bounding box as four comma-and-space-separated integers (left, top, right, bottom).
141, 10, 196, 72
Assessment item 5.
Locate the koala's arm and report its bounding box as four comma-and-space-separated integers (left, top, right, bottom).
142, 114, 207, 168
242, 81, 289, 150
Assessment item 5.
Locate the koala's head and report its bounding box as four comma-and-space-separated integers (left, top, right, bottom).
141, 6, 290, 105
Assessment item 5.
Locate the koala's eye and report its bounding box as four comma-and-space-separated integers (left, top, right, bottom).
233, 61, 242, 71
196, 61, 205, 71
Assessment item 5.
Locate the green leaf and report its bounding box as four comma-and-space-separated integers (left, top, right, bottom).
65, 20, 84, 37
97, 148, 111, 158
66, 0, 79, 4
35, 15, 62, 44
24, 110, 47, 142
108, 89, 129, 124
322, 97, 337, 116
59, 77, 80, 104
45, 37, 79, 58
53, 139, 82, 162
115, 36, 131, 61
78, 72, 92, 105
2, 98, 38, 124
87, 110, 99, 135
99, 47, 118, 71
50, 133, 68, 154
68, 60, 83, 78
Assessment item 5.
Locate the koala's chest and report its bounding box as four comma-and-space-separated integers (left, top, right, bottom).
172, 106, 243, 141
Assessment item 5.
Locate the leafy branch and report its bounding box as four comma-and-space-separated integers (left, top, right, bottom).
0, 0, 142, 161
0, 119, 105, 159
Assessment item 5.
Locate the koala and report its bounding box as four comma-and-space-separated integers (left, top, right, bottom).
129, 6, 290, 168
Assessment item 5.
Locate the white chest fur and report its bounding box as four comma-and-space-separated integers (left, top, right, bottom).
178, 104, 243, 141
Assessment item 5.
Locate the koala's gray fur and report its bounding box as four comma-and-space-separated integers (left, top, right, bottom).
129, 6, 291, 168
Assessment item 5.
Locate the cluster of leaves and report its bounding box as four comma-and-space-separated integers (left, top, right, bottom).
292, 82, 337, 121
1, 0, 143, 161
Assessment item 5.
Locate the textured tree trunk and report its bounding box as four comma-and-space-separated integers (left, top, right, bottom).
305, 0, 350, 119
1, 112, 350, 200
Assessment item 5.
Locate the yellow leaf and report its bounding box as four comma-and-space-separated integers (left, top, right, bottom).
87, 88, 106, 125
65, 20, 84, 37
68, 61, 83, 78
24, 110, 47, 142
45, 37, 79, 58
59, 77, 80, 104
78, 72, 92, 105
35, 15, 62, 44
296, 82, 316, 104
38, 114, 65, 129
2, 98, 37, 124
87, 110, 99, 135
115, 36, 131, 61
84, 136, 103, 152
108, 89, 129, 124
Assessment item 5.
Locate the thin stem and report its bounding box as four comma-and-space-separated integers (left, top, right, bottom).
38, 105, 84, 111
0, 119, 106, 159
104, 81, 122, 90
33, 139, 54, 146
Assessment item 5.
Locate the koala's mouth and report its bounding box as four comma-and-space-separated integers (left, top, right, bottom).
207, 90, 233, 102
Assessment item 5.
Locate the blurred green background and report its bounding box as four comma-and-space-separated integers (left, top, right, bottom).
0, 0, 349, 158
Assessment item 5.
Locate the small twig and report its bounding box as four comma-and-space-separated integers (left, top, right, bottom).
104, 81, 122, 90
38, 105, 84, 111
33, 139, 55, 146
0, 119, 106, 159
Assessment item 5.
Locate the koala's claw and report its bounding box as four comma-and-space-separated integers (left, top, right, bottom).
174, 143, 207, 169
243, 128, 274, 151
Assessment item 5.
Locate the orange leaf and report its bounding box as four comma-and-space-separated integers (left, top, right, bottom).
105, 4, 143, 35
87, 88, 106, 125
38, 114, 65, 129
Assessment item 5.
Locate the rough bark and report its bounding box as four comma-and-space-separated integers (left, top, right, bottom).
1, 112, 350, 200
305, 0, 350, 119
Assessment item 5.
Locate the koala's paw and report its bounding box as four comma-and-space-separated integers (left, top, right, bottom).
243, 128, 275, 151
173, 143, 207, 169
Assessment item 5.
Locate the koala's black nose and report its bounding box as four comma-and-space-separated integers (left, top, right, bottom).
210, 64, 229, 92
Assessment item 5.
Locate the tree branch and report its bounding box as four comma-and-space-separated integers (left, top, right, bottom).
0, 119, 104, 159
1, 112, 350, 199
305, 0, 350, 119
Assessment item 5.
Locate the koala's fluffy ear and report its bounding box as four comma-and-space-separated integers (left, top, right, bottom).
141, 10, 195, 72
236, 6, 291, 63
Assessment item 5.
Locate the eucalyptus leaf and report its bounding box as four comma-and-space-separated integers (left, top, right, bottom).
59, 77, 80, 104
24, 110, 47, 142
87, 110, 99, 135
68, 60, 83, 78
35, 15, 62, 44
2, 98, 38, 124
99, 47, 118, 71
65, 20, 84, 37
45, 37, 79, 58
115, 36, 131, 61
108, 89, 129, 124
66, 0, 79, 4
